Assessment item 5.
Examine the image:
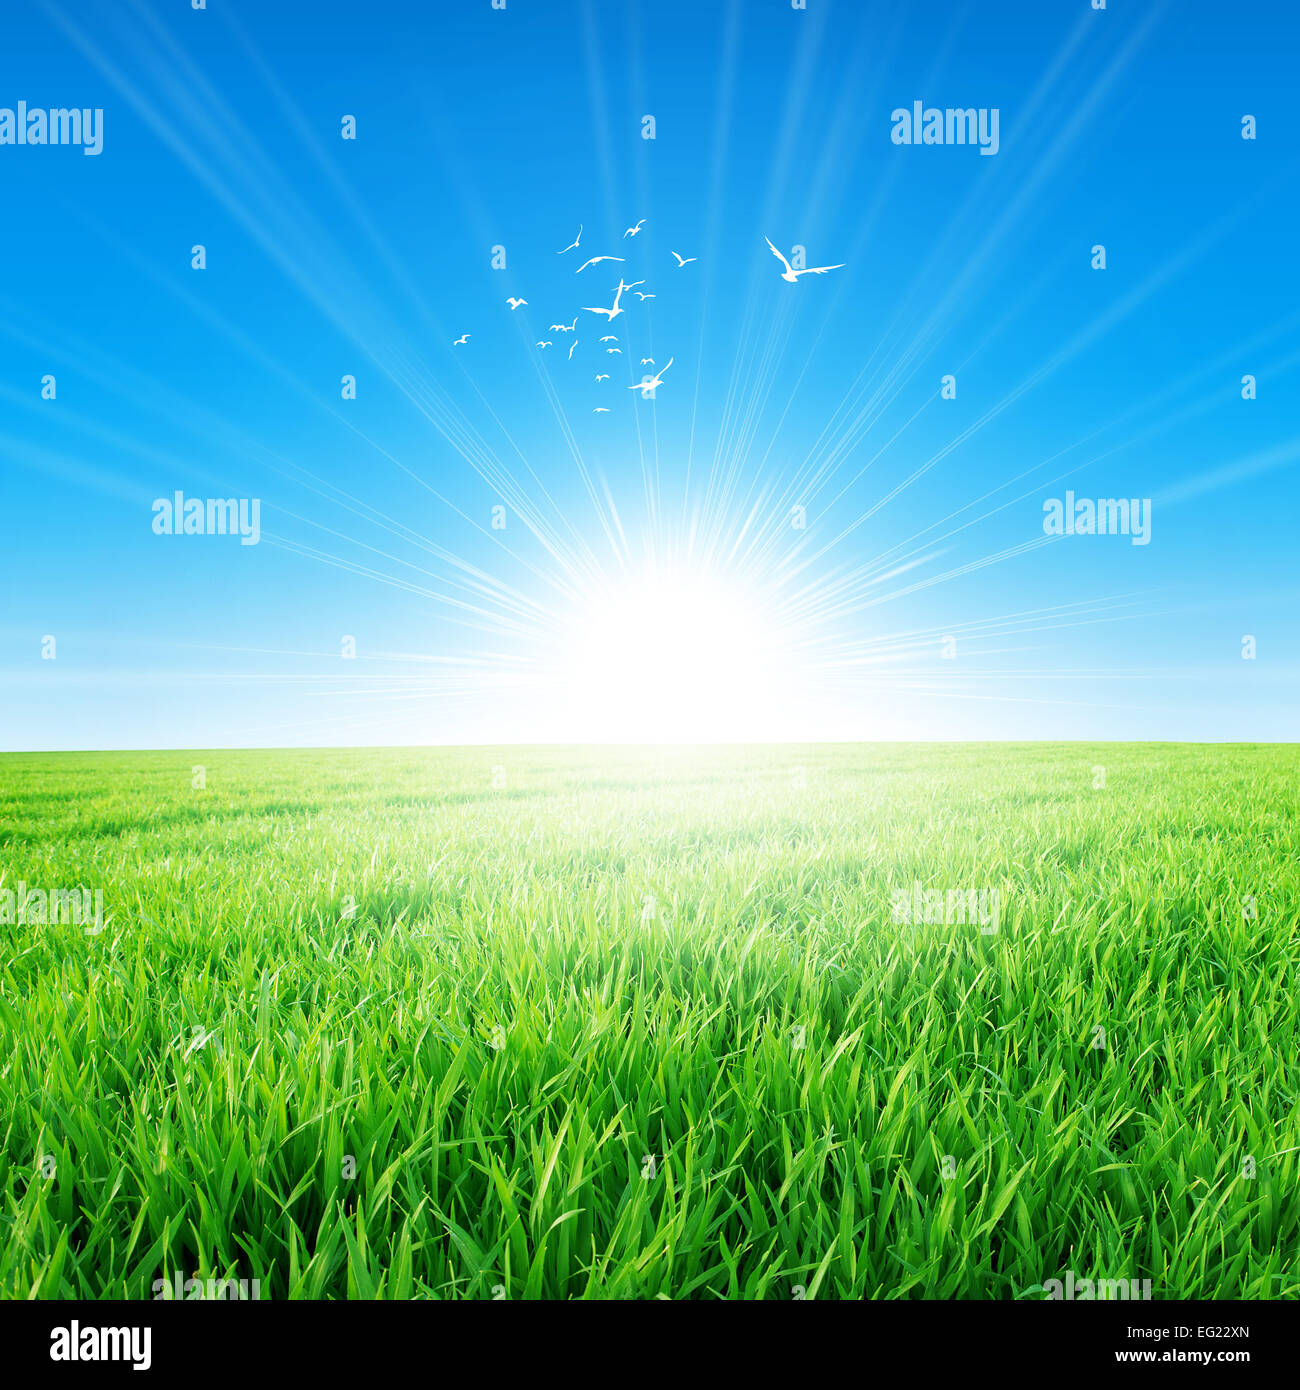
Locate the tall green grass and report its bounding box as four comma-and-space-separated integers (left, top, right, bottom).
1, 744, 1296, 1298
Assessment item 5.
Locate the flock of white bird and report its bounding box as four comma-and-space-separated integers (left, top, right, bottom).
452, 223, 844, 414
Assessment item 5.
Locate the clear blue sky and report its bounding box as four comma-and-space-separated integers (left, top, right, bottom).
2, 0, 1297, 748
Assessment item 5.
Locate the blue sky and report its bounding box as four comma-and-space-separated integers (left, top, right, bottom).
1, 0, 1297, 748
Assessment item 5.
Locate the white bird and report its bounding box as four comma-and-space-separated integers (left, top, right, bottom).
635, 291, 656, 300
507, 297, 527, 310
640, 357, 655, 365
536, 340, 552, 348
628, 356, 673, 396
671, 251, 697, 267
557, 225, 582, 254
765, 236, 845, 282
453, 334, 470, 345
606, 347, 622, 354
568, 340, 578, 360
576, 254, 625, 274
582, 279, 630, 321
624, 219, 646, 238
595, 373, 610, 381
593, 407, 610, 413
550, 318, 578, 332
599, 335, 618, 343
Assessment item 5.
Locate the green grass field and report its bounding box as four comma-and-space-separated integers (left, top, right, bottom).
1, 744, 1297, 1299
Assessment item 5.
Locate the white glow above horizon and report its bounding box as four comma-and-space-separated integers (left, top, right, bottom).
551, 570, 799, 742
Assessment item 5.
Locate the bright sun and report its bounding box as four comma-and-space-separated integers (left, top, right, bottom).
553, 571, 797, 742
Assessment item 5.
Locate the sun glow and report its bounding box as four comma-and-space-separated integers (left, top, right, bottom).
553, 570, 798, 742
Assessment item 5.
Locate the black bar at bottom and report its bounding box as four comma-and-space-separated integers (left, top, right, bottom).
0, 1298, 1283, 1376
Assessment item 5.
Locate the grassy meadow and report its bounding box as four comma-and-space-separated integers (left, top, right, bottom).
1, 743, 1297, 1299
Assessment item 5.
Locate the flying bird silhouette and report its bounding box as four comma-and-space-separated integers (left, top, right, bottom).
629, 356, 674, 396
453, 334, 470, 345
506, 297, 527, 310
606, 347, 622, 354
593, 407, 611, 412
671, 251, 697, 267
576, 254, 625, 274
764, 236, 846, 282
536, 340, 552, 348
549, 318, 578, 332
595, 373, 610, 381
582, 279, 630, 321
599, 335, 618, 342
624, 219, 646, 238
557, 226, 582, 254
568, 340, 578, 359
634, 291, 656, 300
